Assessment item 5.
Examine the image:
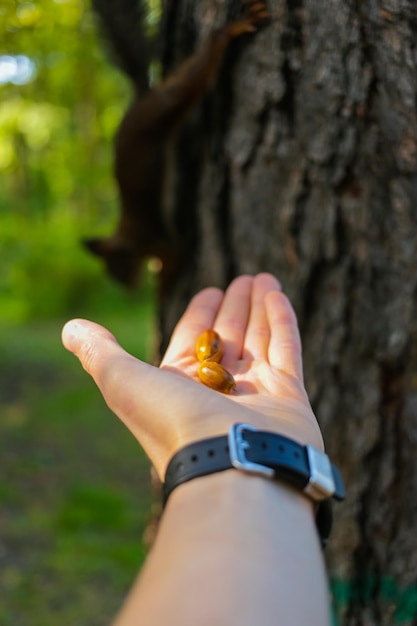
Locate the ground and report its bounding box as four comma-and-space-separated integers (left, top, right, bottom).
0, 307, 156, 626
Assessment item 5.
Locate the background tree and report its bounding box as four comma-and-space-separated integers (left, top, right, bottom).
157, 1, 417, 624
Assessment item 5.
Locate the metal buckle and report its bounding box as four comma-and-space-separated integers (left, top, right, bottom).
304, 445, 336, 501
228, 424, 275, 478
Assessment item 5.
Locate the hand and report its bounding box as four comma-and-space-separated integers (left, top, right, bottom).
62, 273, 323, 479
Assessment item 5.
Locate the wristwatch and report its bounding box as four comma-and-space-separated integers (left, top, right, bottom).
163, 423, 345, 547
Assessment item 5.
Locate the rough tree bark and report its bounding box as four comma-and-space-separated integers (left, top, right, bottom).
158, 1, 417, 624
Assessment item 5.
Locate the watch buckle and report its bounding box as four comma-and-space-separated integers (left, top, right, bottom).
228, 424, 275, 478
304, 445, 336, 501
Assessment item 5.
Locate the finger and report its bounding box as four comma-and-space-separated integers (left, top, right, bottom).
161, 287, 224, 365
213, 275, 254, 366
62, 318, 175, 422
265, 291, 304, 382
62, 318, 150, 411
62, 319, 154, 441
244, 273, 282, 360
61, 318, 195, 465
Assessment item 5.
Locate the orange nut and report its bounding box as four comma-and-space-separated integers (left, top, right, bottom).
195, 329, 224, 363
197, 361, 236, 394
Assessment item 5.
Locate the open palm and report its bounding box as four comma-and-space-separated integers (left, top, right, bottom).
160, 274, 323, 455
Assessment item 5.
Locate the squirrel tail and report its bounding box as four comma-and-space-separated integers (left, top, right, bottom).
92, 0, 151, 93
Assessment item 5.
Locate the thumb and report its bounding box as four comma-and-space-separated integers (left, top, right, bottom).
63, 318, 117, 364
61, 318, 155, 437
62, 318, 136, 381
61, 318, 200, 474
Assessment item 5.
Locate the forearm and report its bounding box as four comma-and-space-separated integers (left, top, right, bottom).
113, 470, 331, 626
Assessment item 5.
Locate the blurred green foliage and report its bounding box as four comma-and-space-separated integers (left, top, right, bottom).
0, 3, 163, 624
0, 0, 160, 322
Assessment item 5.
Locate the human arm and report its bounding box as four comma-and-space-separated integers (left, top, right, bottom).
62, 273, 332, 625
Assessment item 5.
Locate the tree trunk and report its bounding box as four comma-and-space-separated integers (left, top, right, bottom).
159, 1, 417, 624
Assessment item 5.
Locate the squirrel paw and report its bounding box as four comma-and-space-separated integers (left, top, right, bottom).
229, 1, 270, 36
244, 0, 270, 26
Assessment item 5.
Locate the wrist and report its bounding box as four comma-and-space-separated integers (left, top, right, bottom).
165, 468, 317, 531
162, 423, 345, 547
168, 463, 315, 510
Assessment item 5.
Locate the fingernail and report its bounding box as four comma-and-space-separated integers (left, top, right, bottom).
62, 320, 80, 353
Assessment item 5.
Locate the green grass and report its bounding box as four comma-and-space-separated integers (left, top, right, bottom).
0, 284, 158, 626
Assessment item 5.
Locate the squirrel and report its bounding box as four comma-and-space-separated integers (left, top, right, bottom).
85, 0, 269, 288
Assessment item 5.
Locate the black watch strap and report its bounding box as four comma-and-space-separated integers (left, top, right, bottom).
163, 424, 345, 547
